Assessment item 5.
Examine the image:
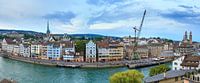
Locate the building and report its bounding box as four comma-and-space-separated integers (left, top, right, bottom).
144, 70, 194, 83
46, 42, 62, 60
163, 42, 173, 51
108, 41, 124, 61
135, 45, 149, 59
19, 44, 31, 57
31, 43, 42, 58
1, 38, 14, 51
184, 70, 200, 83
173, 55, 200, 70
40, 43, 48, 59
174, 31, 197, 56
85, 40, 97, 62
97, 41, 109, 62
61, 41, 76, 61
147, 44, 164, 58
13, 44, 20, 56
43, 21, 56, 42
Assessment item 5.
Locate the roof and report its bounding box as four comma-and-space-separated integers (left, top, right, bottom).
180, 55, 200, 67
60, 41, 74, 48
97, 42, 109, 48
4, 38, 16, 44
184, 55, 200, 62
181, 62, 199, 67
144, 70, 194, 83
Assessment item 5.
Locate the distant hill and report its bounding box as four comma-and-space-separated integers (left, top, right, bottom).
0, 29, 44, 35
0, 29, 121, 39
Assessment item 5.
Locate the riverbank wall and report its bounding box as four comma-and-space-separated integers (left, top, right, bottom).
0, 52, 173, 68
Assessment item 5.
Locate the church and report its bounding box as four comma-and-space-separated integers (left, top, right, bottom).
43, 21, 56, 42
43, 21, 71, 42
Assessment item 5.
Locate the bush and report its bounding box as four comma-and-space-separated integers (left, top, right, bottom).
109, 70, 144, 83
149, 64, 170, 76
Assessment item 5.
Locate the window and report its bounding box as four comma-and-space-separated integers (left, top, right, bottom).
90, 50, 92, 54
175, 77, 178, 82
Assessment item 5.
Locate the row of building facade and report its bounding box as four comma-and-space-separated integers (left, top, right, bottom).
1, 38, 125, 62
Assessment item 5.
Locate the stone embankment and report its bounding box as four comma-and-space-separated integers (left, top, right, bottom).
0, 52, 173, 68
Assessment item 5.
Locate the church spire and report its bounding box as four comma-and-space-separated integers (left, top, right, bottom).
189, 31, 192, 45
46, 21, 50, 36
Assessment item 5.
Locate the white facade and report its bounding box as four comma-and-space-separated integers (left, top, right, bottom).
86, 40, 96, 58
172, 56, 185, 70
31, 44, 42, 56
1, 39, 8, 51
47, 44, 62, 60
19, 44, 31, 57
13, 45, 20, 55
6, 44, 14, 53
86, 40, 96, 62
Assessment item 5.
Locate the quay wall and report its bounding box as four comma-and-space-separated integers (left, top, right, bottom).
0, 52, 173, 68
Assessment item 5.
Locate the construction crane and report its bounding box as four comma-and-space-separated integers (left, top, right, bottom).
132, 10, 146, 59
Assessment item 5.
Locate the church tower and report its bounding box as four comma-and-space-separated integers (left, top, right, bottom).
183, 31, 188, 44
46, 21, 51, 37
189, 31, 192, 45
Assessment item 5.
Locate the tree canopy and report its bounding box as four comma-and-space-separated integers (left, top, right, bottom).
149, 64, 170, 76
109, 70, 144, 83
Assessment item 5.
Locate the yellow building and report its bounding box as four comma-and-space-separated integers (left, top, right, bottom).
108, 41, 124, 61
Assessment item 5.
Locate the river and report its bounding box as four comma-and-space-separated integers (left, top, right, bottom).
0, 57, 171, 83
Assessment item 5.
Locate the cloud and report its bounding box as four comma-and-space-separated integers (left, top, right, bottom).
179, 5, 193, 9
161, 10, 200, 25
87, 0, 123, 5
43, 11, 76, 24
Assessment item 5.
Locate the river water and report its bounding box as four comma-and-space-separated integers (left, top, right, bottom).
0, 57, 171, 83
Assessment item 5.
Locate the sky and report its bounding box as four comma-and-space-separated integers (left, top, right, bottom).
0, 0, 199, 41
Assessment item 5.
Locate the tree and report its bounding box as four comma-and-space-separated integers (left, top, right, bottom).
75, 40, 88, 52
109, 70, 144, 83
149, 64, 170, 76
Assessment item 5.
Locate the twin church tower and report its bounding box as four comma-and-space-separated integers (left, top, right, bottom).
182, 31, 192, 45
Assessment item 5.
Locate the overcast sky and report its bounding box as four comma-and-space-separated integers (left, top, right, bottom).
0, 0, 199, 41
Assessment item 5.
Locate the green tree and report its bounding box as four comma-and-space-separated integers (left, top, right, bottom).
149, 64, 170, 76
109, 70, 144, 83
75, 40, 88, 52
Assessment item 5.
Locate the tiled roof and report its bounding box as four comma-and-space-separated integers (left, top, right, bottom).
60, 41, 74, 48
184, 55, 200, 62
97, 42, 109, 48
5, 38, 16, 44
144, 70, 194, 83
180, 55, 200, 67
181, 62, 199, 67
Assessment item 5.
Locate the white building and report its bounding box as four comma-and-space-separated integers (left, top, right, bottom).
13, 45, 20, 55
19, 44, 31, 57
61, 41, 75, 61
31, 44, 42, 57
86, 40, 97, 62
173, 55, 200, 70
1, 38, 14, 52
47, 43, 62, 60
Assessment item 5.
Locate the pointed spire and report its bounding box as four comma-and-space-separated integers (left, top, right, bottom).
189, 31, 192, 44
46, 20, 50, 36
184, 31, 187, 40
